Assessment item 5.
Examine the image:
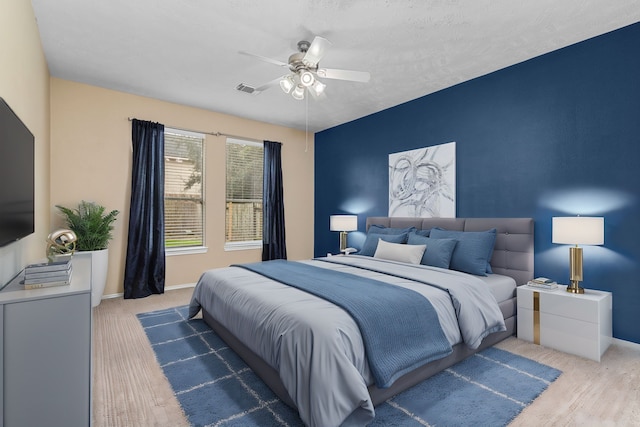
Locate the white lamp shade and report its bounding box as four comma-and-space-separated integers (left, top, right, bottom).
330, 215, 358, 232
300, 71, 315, 87
279, 76, 294, 94
552, 217, 604, 245
291, 85, 305, 100
311, 80, 326, 95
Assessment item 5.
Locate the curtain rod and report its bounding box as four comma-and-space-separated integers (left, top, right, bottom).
127, 117, 261, 143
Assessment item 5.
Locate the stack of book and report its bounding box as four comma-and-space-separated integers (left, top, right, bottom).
527, 277, 558, 290
23, 260, 73, 289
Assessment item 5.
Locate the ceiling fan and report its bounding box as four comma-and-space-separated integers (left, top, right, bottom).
237, 36, 370, 100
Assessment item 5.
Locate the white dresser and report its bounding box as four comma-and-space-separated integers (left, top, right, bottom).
517, 284, 612, 362
0, 257, 92, 427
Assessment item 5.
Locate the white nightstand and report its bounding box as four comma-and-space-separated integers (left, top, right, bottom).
517, 284, 612, 362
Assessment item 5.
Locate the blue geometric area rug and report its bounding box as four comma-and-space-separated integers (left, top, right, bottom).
138, 306, 561, 427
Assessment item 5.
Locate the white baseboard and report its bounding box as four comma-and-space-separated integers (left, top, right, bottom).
612, 337, 640, 350
101, 282, 197, 301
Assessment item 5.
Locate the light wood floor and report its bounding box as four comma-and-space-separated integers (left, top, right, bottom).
93, 288, 640, 426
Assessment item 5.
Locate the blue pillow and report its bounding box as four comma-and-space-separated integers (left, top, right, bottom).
407, 233, 457, 269
360, 233, 408, 257
429, 228, 497, 276
367, 225, 417, 235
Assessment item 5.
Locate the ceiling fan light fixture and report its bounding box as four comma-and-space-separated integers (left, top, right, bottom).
279, 75, 294, 94
239, 35, 370, 101
299, 70, 315, 87
291, 85, 305, 100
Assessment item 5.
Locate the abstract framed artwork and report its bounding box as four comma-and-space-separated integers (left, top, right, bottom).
389, 142, 456, 218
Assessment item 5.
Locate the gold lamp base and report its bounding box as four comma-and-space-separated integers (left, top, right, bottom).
567, 246, 585, 294
339, 231, 348, 252
566, 280, 585, 294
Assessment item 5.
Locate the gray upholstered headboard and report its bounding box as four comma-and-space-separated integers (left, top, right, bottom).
365, 217, 534, 286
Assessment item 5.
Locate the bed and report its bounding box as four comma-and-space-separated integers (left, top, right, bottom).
189, 217, 534, 427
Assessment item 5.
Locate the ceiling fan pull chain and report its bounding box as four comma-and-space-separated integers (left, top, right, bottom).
305, 94, 309, 153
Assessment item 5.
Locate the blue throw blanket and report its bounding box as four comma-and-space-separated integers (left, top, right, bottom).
234, 259, 452, 388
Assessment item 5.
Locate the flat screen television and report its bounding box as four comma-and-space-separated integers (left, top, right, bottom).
0, 97, 35, 247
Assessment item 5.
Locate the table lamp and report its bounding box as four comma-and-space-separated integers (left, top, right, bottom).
329, 215, 357, 253
552, 216, 604, 294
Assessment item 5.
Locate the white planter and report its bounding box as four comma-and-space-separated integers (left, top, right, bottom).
72, 249, 109, 307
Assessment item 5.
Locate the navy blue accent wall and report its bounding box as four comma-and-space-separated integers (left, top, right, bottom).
315, 23, 640, 344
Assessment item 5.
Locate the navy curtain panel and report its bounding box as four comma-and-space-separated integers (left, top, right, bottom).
124, 119, 166, 299
262, 140, 287, 261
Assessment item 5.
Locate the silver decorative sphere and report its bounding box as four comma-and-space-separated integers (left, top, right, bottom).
46, 229, 78, 262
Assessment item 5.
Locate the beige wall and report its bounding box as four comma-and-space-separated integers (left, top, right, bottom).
0, 0, 51, 285
50, 79, 314, 297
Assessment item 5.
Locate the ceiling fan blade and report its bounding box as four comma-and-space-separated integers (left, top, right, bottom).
238, 51, 288, 68
317, 68, 371, 83
252, 76, 286, 93
303, 36, 332, 66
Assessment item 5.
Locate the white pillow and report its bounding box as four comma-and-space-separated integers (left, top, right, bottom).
373, 239, 426, 264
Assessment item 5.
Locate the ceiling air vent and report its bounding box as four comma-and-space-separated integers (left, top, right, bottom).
235, 83, 256, 94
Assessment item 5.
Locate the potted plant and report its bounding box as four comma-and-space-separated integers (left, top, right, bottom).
56, 201, 119, 307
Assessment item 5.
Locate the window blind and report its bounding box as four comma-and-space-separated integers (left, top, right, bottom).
226, 138, 263, 243
164, 130, 204, 248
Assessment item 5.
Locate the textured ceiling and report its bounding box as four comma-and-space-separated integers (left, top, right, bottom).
31, 0, 640, 132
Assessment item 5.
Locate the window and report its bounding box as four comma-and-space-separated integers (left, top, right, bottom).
225, 138, 263, 249
164, 128, 205, 250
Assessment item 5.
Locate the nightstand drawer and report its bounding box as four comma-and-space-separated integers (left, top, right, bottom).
540, 312, 602, 360
518, 286, 611, 324
539, 292, 601, 323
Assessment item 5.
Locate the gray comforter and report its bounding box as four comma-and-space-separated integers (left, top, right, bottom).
188, 255, 505, 427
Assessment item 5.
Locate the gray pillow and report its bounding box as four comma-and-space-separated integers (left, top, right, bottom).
360, 233, 408, 257
429, 228, 497, 276
407, 232, 457, 269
